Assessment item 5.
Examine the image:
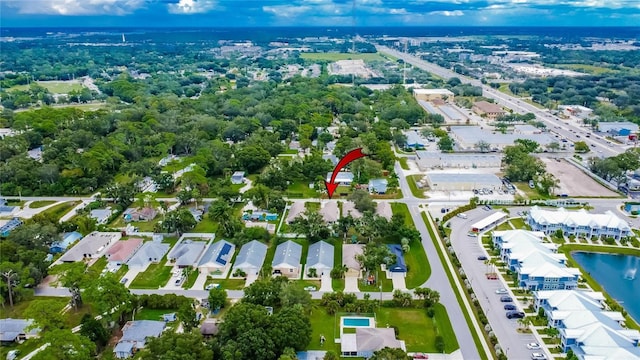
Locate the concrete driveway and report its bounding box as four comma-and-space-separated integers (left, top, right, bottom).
191, 271, 209, 290
244, 273, 259, 287
121, 268, 143, 287
344, 276, 359, 292
319, 273, 332, 292
390, 272, 407, 290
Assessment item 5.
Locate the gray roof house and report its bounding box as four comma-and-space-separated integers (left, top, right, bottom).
272, 240, 303, 278
198, 240, 235, 275
306, 241, 334, 275
90, 208, 113, 225
323, 154, 339, 166
232, 240, 268, 276
167, 240, 208, 268
368, 179, 388, 194
341, 327, 406, 358
59, 232, 121, 263
230, 171, 245, 185
319, 201, 339, 223
326, 171, 354, 185
113, 320, 165, 359
126, 242, 170, 271
342, 201, 362, 219
286, 202, 307, 224
0, 319, 39, 344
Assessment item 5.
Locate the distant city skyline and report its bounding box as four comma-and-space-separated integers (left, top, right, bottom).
1, 0, 640, 28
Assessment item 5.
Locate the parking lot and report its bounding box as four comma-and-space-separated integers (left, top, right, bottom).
542, 158, 619, 197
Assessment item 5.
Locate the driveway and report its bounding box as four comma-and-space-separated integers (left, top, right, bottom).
319, 273, 332, 292
191, 271, 208, 290
244, 273, 259, 287
121, 268, 143, 288
390, 272, 407, 290
344, 276, 359, 292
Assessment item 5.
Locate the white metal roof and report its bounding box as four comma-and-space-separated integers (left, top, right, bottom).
529, 206, 631, 231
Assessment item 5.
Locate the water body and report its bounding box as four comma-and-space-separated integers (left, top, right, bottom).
572, 252, 640, 323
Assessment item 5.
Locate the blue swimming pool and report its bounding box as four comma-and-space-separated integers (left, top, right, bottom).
342, 317, 371, 327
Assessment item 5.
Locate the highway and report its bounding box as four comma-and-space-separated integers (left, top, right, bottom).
377, 45, 626, 158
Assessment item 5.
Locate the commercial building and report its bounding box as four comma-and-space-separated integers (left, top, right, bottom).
450, 126, 555, 151
424, 173, 503, 191
412, 88, 454, 102
598, 121, 639, 136
472, 101, 506, 119
403, 130, 426, 149
527, 206, 632, 240
415, 151, 502, 170
470, 212, 507, 233
534, 290, 640, 360
492, 230, 581, 290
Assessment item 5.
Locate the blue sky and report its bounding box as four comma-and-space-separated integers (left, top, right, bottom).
1, 0, 639, 27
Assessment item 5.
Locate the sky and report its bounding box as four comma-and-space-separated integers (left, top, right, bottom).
1, 0, 640, 27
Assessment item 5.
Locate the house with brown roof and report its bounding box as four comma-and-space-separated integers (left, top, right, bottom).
107, 238, 143, 266
472, 101, 506, 119
123, 207, 157, 222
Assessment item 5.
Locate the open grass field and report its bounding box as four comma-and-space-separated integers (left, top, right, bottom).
8, 81, 84, 93
136, 308, 179, 322
41, 201, 81, 222
300, 52, 389, 62
509, 217, 530, 230
129, 259, 173, 289
407, 175, 427, 198
0, 297, 69, 319
29, 200, 56, 208
204, 278, 246, 290
286, 181, 320, 198
551, 63, 617, 75
192, 215, 219, 233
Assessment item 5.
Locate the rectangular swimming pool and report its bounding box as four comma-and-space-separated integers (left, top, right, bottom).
342, 317, 371, 327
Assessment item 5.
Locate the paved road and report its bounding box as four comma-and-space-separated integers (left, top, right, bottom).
448, 208, 550, 360
377, 45, 625, 158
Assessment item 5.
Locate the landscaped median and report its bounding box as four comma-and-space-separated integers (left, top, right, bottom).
559, 244, 640, 330
421, 211, 494, 360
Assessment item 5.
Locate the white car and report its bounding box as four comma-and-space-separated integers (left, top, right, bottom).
526, 343, 541, 350
495, 288, 508, 294
531, 353, 546, 360
456, 213, 468, 219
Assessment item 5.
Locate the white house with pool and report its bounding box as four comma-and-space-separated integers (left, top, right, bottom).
338, 315, 406, 358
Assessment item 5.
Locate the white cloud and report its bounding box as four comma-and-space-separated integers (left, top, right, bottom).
262, 4, 313, 18
167, 0, 217, 14
389, 8, 408, 14
4, 0, 145, 15
429, 10, 464, 16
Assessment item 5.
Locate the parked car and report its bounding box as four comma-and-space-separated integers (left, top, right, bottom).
506, 310, 525, 319
531, 352, 547, 360
504, 304, 517, 310
456, 213, 468, 219
495, 288, 508, 294
411, 353, 429, 359
205, 284, 220, 291
483, 205, 492, 211
467, 232, 477, 237
477, 255, 488, 261
526, 343, 541, 350
500, 296, 513, 302
120, 278, 128, 284
486, 273, 498, 280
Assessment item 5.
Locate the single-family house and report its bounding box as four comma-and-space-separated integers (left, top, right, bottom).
189, 208, 204, 222
106, 238, 144, 266
286, 202, 306, 224
232, 240, 268, 276
0, 218, 22, 237
341, 327, 406, 358
200, 321, 219, 339
90, 209, 113, 225
0, 199, 17, 216
123, 207, 157, 222
198, 240, 235, 276
376, 202, 392, 221
342, 201, 362, 219
50, 231, 83, 254
113, 320, 165, 359
242, 211, 278, 222
272, 240, 302, 278
59, 232, 121, 263
0, 319, 39, 344
527, 206, 631, 240
306, 241, 334, 276
126, 241, 170, 271
323, 154, 339, 166
368, 179, 388, 195
162, 313, 176, 322
167, 240, 208, 268
326, 171, 354, 186
231, 171, 246, 185
386, 245, 407, 274
343, 244, 364, 278
319, 201, 339, 223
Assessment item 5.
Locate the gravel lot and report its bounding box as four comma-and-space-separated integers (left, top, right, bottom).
542, 158, 619, 197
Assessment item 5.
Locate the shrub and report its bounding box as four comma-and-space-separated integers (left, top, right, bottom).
435, 336, 445, 353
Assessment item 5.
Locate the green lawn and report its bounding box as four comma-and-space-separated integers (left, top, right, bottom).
510, 217, 530, 230
36, 81, 83, 93
0, 339, 44, 360
110, 216, 160, 232
390, 203, 431, 288
291, 280, 321, 291
551, 63, 615, 75
376, 305, 459, 352
399, 158, 409, 170
204, 278, 246, 290
513, 182, 553, 200
41, 201, 81, 222
286, 181, 319, 198
29, 200, 56, 208
182, 267, 199, 289
114, 264, 129, 281
261, 242, 278, 277
305, 202, 320, 211
333, 239, 345, 292
129, 259, 173, 289
358, 271, 393, 292
89, 257, 108, 274
300, 52, 388, 62
136, 308, 179, 322
64, 303, 94, 328
308, 304, 340, 353
495, 222, 512, 231
406, 175, 427, 198
192, 215, 219, 233
0, 297, 69, 319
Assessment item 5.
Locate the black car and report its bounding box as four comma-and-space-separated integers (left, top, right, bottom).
506, 310, 525, 319
477, 255, 488, 261
504, 304, 517, 310
500, 296, 513, 302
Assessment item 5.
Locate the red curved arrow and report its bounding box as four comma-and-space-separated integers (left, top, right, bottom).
325, 148, 368, 199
